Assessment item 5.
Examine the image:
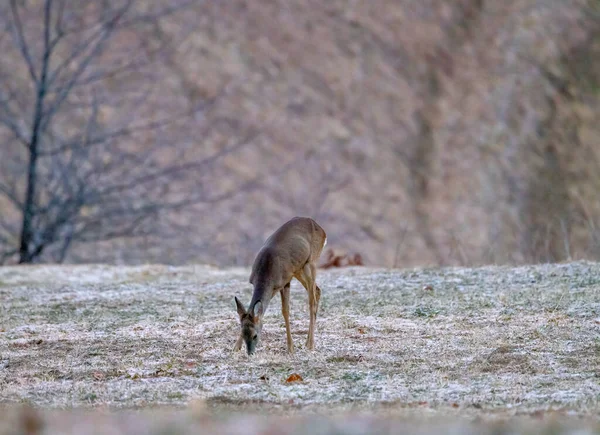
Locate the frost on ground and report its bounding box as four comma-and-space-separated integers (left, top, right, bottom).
0, 262, 599, 433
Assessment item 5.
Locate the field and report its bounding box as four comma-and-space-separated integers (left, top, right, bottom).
0, 262, 599, 434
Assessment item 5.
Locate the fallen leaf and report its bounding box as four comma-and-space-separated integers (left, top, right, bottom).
93, 371, 104, 381
418, 401, 428, 406
285, 373, 303, 383
357, 327, 366, 334
423, 285, 434, 292
452, 403, 459, 408
185, 361, 196, 368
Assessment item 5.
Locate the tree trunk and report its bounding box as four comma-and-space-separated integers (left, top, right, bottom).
18, 0, 52, 264
18, 134, 39, 264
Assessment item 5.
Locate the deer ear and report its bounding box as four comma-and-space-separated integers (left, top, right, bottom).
234, 296, 246, 317
252, 300, 263, 319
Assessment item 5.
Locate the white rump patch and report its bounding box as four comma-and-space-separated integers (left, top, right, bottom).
324, 237, 327, 246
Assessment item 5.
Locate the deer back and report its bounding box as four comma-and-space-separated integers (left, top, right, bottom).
250, 217, 326, 290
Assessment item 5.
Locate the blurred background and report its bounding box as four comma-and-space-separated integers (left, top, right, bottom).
0, 0, 599, 268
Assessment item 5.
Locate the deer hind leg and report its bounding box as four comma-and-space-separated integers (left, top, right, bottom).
311, 237, 325, 321
315, 284, 322, 319
295, 263, 317, 350
307, 263, 320, 349
280, 282, 294, 354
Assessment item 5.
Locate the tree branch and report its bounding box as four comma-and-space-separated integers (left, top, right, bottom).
45, 8, 130, 88
0, 181, 23, 211
8, 0, 38, 85
41, 1, 133, 132
0, 86, 29, 146
89, 132, 260, 201
39, 110, 198, 157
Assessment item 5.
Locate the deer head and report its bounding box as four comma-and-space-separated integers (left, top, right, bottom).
234, 297, 264, 355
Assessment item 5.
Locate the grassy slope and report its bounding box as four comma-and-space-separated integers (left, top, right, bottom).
0, 262, 599, 433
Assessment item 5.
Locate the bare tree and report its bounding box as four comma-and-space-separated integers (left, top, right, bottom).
0, 0, 257, 264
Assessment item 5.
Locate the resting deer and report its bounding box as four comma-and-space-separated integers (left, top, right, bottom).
233, 217, 327, 355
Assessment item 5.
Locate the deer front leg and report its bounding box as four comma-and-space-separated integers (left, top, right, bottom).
234, 334, 243, 351
281, 282, 294, 354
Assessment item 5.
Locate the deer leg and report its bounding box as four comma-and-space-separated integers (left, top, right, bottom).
294, 268, 314, 350
307, 263, 319, 349
281, 282, 294, 354
298, 263, 317, 350
315, 284, 322, 319
234, 334, 243, 351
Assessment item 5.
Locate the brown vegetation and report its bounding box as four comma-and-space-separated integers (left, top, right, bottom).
1, 1, 600, 267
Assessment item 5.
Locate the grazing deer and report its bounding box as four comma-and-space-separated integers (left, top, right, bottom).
234, 217, 327, 355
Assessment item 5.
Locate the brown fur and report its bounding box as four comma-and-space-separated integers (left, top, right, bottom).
234, 217, 327, 355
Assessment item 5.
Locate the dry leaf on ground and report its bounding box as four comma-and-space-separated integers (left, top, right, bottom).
286, 373, 303, 383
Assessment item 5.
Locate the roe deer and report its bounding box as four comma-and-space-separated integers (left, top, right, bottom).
233, 217, 327, 355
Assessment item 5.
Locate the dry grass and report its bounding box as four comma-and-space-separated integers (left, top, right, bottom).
0, 262, 599, 433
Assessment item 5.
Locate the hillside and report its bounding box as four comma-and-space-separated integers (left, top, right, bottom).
1, 1, 599, 267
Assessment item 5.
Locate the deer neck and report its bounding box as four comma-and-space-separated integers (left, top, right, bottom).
249, 282, 274, 315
